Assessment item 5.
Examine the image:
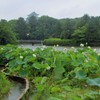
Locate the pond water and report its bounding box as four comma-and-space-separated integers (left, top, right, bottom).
18, 43, 100, 53
2, 80, 25, 100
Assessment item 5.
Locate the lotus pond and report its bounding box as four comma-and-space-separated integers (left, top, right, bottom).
0, 44, 100, 100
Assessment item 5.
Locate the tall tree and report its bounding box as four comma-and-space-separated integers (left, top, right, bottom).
60, 18, 75, 39
72, 14, 90, 44
15, 17, 29, 40
85, 17, 100, 45
0, 19, 16, 44
8, 19, 17, 32
36, 16, 61, 40
27, 16, 38, 39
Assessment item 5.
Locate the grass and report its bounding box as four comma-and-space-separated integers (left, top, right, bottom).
0, 73, 11, 99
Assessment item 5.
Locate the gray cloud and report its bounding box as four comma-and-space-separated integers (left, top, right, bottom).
0, 0, 100, 20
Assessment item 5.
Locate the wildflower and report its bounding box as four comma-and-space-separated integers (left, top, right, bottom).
80, 43, 84, 47
46, 66, 51, 70
27, 33, 29, 36
20, 56, 23, 59
56, 44, 59, 47
33, 54, 36, 57
93, 49, 96, 52
63, 48, 67, 51
1, 48, 3, 50
71, 47, 75, 49
87, 46, 91, 49
42, 45, 46, 48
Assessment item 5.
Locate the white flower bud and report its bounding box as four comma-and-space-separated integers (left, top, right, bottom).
46, 66, 50, 70
87, 46, 91, 49
27, 33, 29, 36
33, 54, 36, 57
20, 56, 23, 59
42, 45, 46, 48
80, 43, 84, 47
1, 48, 3, 50
63, 48, 67, 51
56, 44, 59, 47
71, 47, 75, 49
93, 49, 96, 52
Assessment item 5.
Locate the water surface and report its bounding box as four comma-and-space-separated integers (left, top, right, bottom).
3, 80, 25, 100
18, 43, 100, 53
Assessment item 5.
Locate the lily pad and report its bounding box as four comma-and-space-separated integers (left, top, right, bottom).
87, 78, 100, 87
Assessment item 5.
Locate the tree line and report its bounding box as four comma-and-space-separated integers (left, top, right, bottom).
0, 12, 100, 46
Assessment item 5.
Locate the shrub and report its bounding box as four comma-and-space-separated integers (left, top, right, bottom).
43, 38, 75, 46
0, 73, 11, 99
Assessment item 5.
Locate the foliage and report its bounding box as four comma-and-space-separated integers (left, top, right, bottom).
14, 17, 29, 40
43, 38, 75, 46
35, 16, 61, 40
0, 19, 17, 44
2, 13, 99, 46
0, 73, 11, 99
87, 78, 100, 87
0, 45, 100, 99
26, 15, 38, 40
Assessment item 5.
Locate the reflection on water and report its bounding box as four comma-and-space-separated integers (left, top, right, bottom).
18, 43, 100, 53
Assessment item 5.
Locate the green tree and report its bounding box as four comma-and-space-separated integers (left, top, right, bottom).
85, 17, 100, 45
0, 19, 16, 45
27, 15, 38, 39
15, 17, 29, 40
60, 19, 75, 39
72, 26, 87, 44
72, 14, 90, 45
36, 16, 61, 40
8, 19, 17, 33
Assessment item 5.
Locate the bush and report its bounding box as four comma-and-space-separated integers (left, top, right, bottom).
43, 38, 76, 46
0, 20, 17, 45
0, 73, 11, 99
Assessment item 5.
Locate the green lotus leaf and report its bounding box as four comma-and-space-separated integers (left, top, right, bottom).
87, 78, 100, 87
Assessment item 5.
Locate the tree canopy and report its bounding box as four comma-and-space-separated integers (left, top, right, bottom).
1, 12, 100, 46
0, 19, 16, 45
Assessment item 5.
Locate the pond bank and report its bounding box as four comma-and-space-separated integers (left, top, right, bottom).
1, 74, 29, 100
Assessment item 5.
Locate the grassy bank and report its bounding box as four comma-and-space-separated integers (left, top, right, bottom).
0, 73, 11, 99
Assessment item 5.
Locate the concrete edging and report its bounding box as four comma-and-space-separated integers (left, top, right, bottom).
1, 69, 29, 100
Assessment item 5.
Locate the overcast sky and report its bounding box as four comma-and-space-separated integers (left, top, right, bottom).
0, 0, 100, 20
